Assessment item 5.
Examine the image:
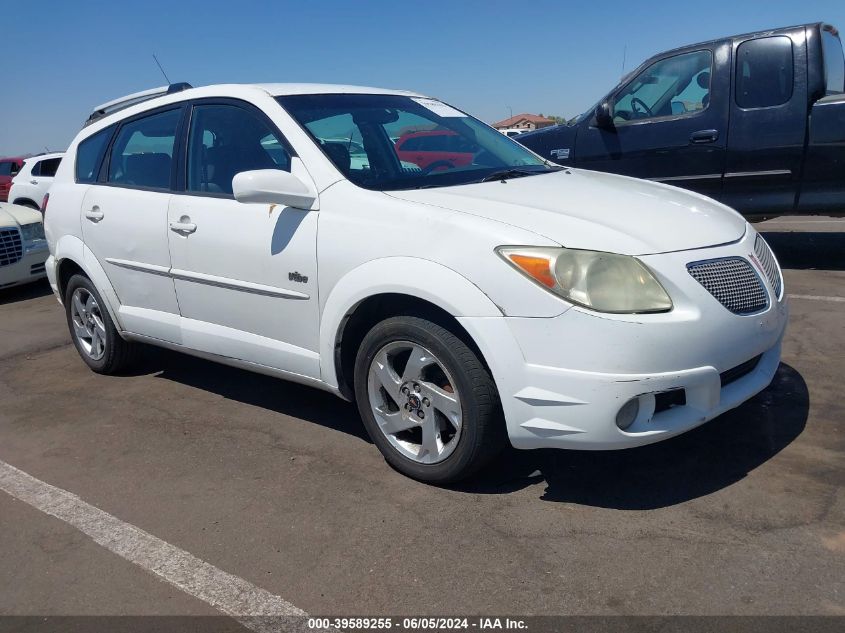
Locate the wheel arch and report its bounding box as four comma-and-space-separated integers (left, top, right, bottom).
11, 197, 39, 209
54, 235, 124, 331
319, 257, 503, 399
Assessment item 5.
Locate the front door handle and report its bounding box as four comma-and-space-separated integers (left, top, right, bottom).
84, 206, 104, 222
690, 129, 719, 144
169, 217, 197, 234
30, 180, 39, 185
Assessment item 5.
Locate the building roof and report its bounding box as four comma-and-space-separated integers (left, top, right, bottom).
491, 113, 555, 128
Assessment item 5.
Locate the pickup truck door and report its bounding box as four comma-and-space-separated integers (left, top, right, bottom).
796, 25, 845, 215
574, 44, 729, 200
721, 31, 808, 215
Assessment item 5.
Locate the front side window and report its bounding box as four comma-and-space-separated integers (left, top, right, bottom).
612, 50, 713, 123
0, 162, 12, 176
822, 27, 845, 95
108, 108, 181, 190
735, 36, 794, 108
76, 126, 113, 183
186, 104, 292, 195
278, 93, 553, 191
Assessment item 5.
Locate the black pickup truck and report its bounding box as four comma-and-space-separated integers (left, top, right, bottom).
517, 23, 845, 217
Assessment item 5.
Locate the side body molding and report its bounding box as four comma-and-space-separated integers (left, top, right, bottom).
318, 257, 504, 389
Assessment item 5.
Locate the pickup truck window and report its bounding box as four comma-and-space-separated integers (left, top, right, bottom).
611, 50, 712, 124
822, 28, 845, 95
735, 36, 794, 108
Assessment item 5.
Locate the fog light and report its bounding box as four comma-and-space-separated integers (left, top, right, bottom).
616, 398, 640, 431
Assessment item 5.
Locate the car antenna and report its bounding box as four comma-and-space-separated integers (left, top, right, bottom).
621, 44, 627, 75
152, 53, 171, 84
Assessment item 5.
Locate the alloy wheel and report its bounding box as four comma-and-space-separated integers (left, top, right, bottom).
367, 341, 463, 464
70, 287, 107, 361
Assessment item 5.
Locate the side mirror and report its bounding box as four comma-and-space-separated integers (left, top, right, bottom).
232, 169, 317, 210
594, 102, 614, 129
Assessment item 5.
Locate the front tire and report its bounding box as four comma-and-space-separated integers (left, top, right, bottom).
64, 274, 137, 374
354, 316, 504, 483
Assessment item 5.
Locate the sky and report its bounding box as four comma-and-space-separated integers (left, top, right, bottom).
2, 0, 844, 156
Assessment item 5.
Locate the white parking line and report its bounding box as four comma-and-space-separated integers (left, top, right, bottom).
761, 219, 844, 223
787, 294, 845, 303
0, 459, 308, 632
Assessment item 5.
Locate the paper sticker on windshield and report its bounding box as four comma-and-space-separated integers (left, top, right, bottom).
412, 98, 466, 118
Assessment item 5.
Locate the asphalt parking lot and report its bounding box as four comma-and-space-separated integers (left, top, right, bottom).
0, 217, 843, 624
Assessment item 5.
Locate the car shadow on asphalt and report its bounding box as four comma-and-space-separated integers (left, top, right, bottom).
461, 363, 809, 509
0, 279, 52, 306
134, 345, 807, 509
131, 347, 370, 442
762, 231, 845, 271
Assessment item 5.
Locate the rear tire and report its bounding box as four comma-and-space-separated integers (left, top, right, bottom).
353, 316, 504, 483
64, 274, 137, 374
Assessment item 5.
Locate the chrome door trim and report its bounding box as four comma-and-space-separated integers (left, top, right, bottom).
170, 268, 310, 300
724, 169, 792, 178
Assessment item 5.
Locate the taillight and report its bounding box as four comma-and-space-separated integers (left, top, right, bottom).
41, 193, 49, 215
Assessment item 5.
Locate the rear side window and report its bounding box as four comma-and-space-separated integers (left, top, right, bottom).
0, 162, 12, 176
735, 36, 794, 108
76, 127, 114, 183
822, 27, 845, 95
108, 108, 181, 190
399, 136, 422, 151
32, 157, 62, 178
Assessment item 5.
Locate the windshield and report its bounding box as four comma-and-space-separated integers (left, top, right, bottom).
277, 94, 555, 190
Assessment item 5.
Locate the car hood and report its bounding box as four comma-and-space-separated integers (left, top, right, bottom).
0, 202, 41, 228
387, 169, 747, 256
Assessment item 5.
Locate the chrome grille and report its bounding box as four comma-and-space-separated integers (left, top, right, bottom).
0, 228, 23, 267
687, 257, 768, 315
754, 234, 782, 298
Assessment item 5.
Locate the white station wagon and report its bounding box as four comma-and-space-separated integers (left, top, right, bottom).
45, 83, 788, 482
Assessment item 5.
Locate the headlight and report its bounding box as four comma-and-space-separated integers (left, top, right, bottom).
497, 246, 672, 313
19, 222, 45, 243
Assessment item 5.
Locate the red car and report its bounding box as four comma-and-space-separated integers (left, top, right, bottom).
0, 157, 25, 202
394, 130, 475, 171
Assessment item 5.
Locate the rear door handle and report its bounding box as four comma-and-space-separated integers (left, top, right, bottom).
169, 219, 197, 234
30, 180, 39, 185
690, 129, 719, 144
84, 206, 104, 222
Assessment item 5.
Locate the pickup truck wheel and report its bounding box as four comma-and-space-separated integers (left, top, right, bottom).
64, 274, 137, 374
354, 316, 504, 483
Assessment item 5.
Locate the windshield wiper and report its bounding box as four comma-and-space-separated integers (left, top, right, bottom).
479, 168, 558, 183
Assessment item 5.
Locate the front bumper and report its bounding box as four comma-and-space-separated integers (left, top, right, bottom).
0, 242, 48, 289
459, 228, 788, 450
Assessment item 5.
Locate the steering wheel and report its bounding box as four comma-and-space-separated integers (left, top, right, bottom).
630, 97, 654, 118
421, 160, 454, 175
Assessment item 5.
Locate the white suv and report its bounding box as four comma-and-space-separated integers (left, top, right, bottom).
8, 152, 64, 210
45, 83, 788, 482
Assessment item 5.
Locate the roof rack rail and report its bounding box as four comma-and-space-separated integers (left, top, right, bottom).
83, 82, 193, 127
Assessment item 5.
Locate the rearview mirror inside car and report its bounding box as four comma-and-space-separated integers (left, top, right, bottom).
232, 169, 317, 210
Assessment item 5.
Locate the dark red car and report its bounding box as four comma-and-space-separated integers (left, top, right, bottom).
394, 130, 475, 171
0, 157, 25, 202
